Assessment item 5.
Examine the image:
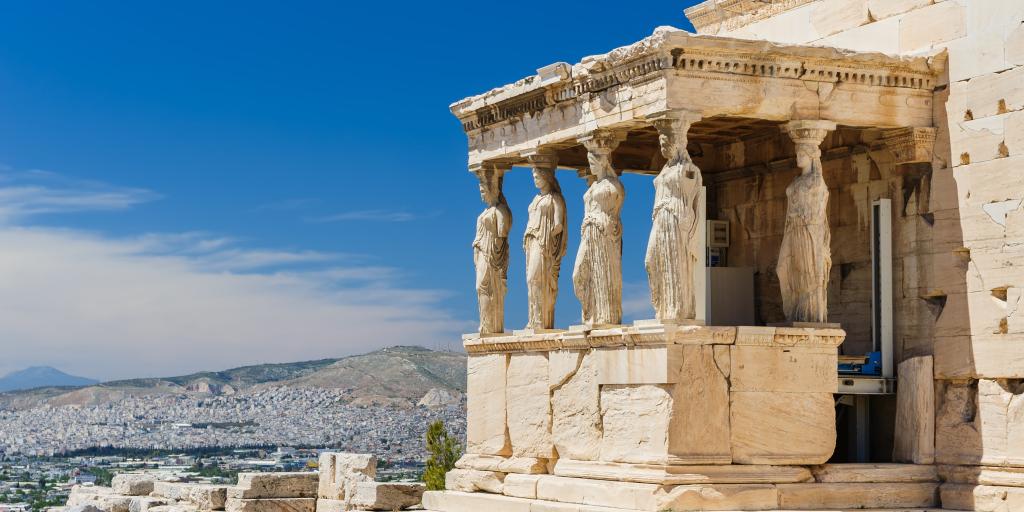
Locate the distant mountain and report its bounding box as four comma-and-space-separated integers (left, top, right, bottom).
0, 346, 466, 410
0, 366, 98, 392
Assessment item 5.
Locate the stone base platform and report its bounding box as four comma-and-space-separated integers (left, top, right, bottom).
431, 463, 942, 511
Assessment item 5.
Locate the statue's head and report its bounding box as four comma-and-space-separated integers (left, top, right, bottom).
658, 131, 675, 160
795, 144, 821, 172
532, 168, 558, 194
477, 170, 502, 205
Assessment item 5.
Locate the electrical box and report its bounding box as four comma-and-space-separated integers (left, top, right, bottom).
707, 220, 730, 248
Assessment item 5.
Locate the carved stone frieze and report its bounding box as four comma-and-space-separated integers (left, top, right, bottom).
882, 127, 938, 164
451, 28, 939, 137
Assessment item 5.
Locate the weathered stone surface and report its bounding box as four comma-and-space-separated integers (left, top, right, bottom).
599, 384, 672, 464
348, 482, 423, 511
552, 459, 813, 485
777, 482, 939, 509
313, 499, 344, 512
899, 1, 966, 53
815, 14, 901, 53
939, 465, 1024, 488
129, 497, 169, 512
550, 350, 601, 461
467, 353, 511, 456
223, 498, 314, 512
656, 483, 779, 511
941, 483, 1024, 512
501, 474, 541, 500
534, 475, 661, 510
936, 334, 1024, 379
809, 0, 869, 38
187, 486, 229, 511
937, 379, 1024, 467
867, 0, 931, 20
729, 345, 837, 393
595, 345, 682, 385
810, 463, 938, 483
421, 491, 532, 512
454, 454, 548, 475
113, 474, 156, 496
444, 469, 505, 494
936, 379, 984, 466
668, 345, 731, 464
230, 473, 316, 500
505, 352, 552, 459
730, 391, 836, 464
67, 506, 107, 512
893, 356, 936, 464
148, 506, 198, 512
317, 453, 376, 500
67, 487, 132, 512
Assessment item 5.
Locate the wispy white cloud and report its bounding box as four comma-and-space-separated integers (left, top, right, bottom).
307, 209, 418, 223
0, 168, 467, 381
0, 169, 158, 222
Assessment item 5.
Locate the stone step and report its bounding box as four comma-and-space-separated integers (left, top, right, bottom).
552, 459, 814, 484
423, 490, 945, 512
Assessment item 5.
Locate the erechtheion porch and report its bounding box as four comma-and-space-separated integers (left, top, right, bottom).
430, 26, 948, 512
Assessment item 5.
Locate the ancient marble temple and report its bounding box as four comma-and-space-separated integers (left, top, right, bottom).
428, 1, 1024, 511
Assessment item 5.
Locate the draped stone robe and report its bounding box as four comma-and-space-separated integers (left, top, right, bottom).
573, 176, 625, 326
474, 201, 512, 334
524, 191, 567, 330
645, 157, 702, 322
777, 158, 832, 323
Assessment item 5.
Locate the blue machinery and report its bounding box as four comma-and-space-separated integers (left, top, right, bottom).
834, 199, 897, 462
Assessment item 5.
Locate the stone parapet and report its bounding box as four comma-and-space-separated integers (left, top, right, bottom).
464, 326, 845, 468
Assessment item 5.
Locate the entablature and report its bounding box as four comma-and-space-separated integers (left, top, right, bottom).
450, 28, 944, 168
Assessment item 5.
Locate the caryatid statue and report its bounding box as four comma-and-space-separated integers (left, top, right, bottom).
523, 151, 567, 330
472, 164, 512, 334
573, 131, 626, 326
645, 111, 703, 322
777, 120, 837, 323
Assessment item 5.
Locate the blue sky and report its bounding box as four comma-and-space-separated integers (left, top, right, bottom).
0, 2, 699, 380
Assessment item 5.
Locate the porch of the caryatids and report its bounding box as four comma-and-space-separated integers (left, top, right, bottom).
777, 120, 837, 324
522, 149, 567, 331
472, 162, 512, 335
645, 110, 704, 323
572, 130, 626, 327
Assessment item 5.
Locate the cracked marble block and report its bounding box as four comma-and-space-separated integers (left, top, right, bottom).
595, 345, 731, 465
938, 378, 1024, 467
550, 350, 601, 461
467, 353, 511, 456
505, 352, 553, 458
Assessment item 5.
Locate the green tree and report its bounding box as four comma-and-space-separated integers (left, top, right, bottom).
421, 420, 461, 491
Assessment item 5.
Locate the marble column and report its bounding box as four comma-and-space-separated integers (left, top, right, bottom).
473, 163, 512, 335
573, 130, 626, 327
645, 110, 703, 323
523, 149, 567, 331
778, 120, 837, 324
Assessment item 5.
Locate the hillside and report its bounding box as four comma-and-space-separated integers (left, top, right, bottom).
0, 346, 466, 410
278, 345, 467, 406
0, 366, 98, 392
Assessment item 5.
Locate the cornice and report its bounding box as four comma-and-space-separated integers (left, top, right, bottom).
450, 28, 942, 134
